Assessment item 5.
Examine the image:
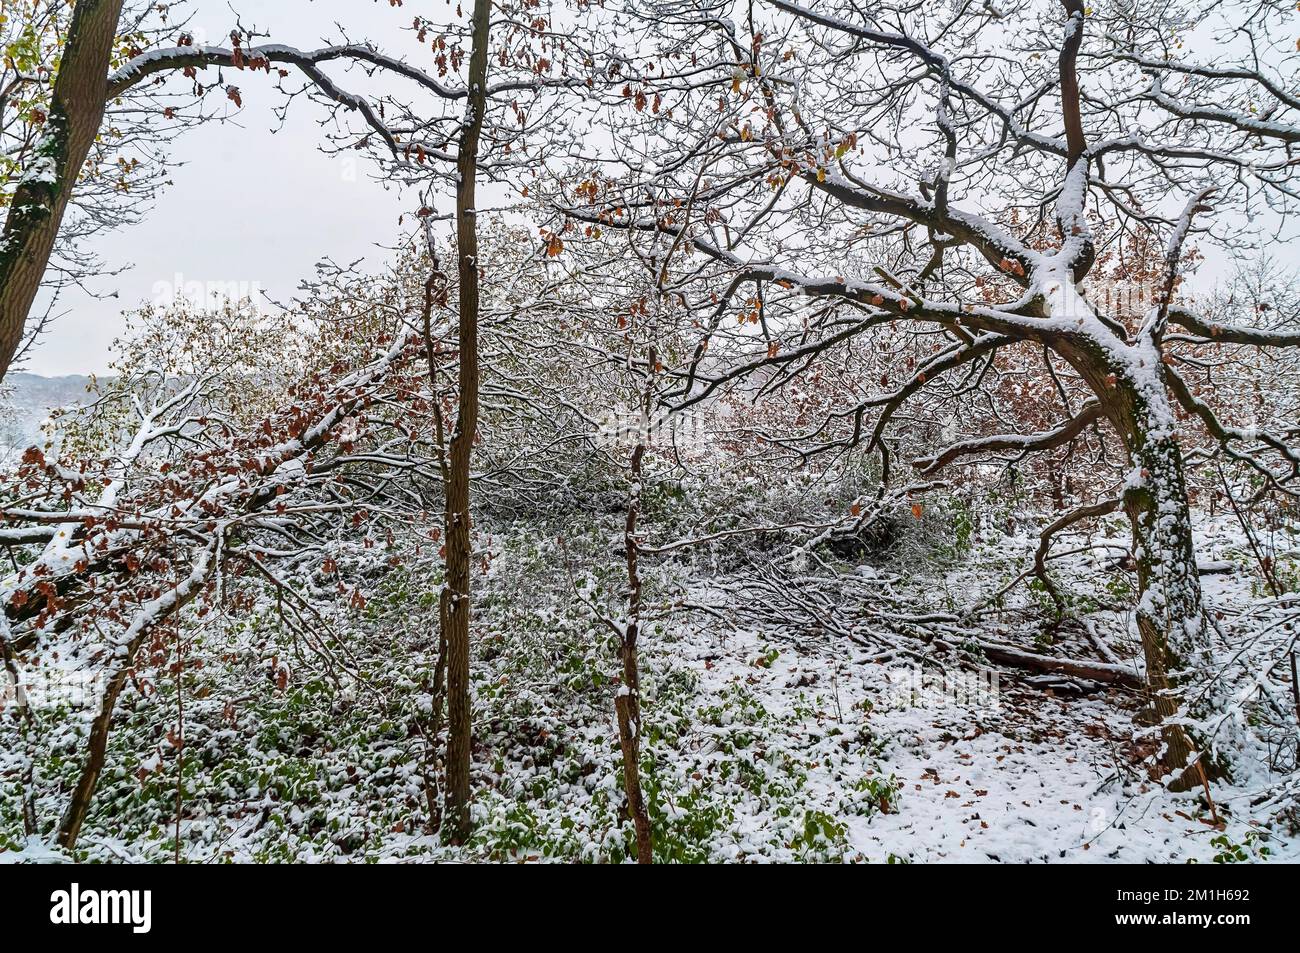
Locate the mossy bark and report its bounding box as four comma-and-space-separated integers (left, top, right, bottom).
1054, 334, 1208, 790
0, 0, 125, 381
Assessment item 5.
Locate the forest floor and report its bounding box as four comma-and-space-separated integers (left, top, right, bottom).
2, 510, 1296, 863
728, 627, 1286, 863
617, 539, 1298, 864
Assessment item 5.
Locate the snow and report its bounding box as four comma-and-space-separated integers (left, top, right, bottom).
5, 0, 1300, 868
20, 153, 57, 188
5, 505, 1291, 864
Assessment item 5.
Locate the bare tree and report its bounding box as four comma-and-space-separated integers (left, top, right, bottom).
565, 0, 1300, 789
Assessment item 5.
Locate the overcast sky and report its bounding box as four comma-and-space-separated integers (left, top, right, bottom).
22, 0, 1276, 376
28, 0, 415, 376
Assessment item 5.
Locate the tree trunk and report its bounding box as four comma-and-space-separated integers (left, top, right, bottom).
617, 359, 655, 862
441, 0, 491, 845
1061, 337, 1210, 792
0, 0, 125, 382
57, 541, 216, 849
58, 663, 133, 849
1122, 424, 1208, 791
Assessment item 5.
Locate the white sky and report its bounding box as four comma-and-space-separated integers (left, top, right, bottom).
22, 1, 1281, 375
28, 0, 414, 376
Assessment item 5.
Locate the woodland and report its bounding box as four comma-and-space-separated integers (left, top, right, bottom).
1, 0, 1299, 863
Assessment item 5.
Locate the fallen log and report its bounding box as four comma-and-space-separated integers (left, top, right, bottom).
973, 639, 1144, 689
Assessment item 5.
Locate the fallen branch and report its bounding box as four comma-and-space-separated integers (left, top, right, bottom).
973, 638, 1143, 689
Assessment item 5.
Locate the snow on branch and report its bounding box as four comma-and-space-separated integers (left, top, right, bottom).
913, 401, 1104, 475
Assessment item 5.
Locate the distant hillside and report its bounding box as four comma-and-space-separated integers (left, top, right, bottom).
0, 372, 96, 458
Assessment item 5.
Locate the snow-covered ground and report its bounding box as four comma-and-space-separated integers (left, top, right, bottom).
718, 633, 1288, 863
2, 513, 1296, 863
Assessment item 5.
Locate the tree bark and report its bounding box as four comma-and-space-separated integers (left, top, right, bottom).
1081, 357, 1207, 790
57, 541, 216, 849
57, 663, 133, 850
1054, 334, 1209, 791
1121, 424, 1207, 791
1057, 0, 1088, 165
0, 0, 125, 382
441, 0, 491, 845
616, 351, 656, 864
